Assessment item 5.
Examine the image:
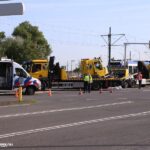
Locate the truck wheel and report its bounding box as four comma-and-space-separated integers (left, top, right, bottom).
130, 81, 136, 88
26, 86, 35, 95
92, 82, 100, 90
122, 81, 128, 88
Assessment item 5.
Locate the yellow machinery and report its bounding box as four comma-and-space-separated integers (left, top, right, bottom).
110, 68, 129, 79
23, 57, 135, 90
60, 67, 68, 80
23, 59, 48, 79
23, 58, 70, 89
23, 57, 108, 90
80, 57, 108, 77
23, 57, 108, 80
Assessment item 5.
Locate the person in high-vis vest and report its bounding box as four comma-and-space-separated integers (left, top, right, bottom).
87, 73, 93, 93
83, 74, 89, 93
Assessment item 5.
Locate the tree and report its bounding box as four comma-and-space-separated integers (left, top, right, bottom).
3, 36, 25, 63
0, 32, 5, 40
0, 32, 6, 58
6, 21, 52, 63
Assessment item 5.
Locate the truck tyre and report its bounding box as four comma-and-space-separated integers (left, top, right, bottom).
122, 81, 128, 88
92, 82, 100, 90
130, 80, 136, 88
26, 86, 35, 95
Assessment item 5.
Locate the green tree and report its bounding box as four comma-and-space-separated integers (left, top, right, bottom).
0, 32, 6, 58
0, 32, 5, 40
6, 21, 52, 63
3, 37, 25, 63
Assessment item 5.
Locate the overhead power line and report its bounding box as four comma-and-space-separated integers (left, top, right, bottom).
101, 27, 126, 66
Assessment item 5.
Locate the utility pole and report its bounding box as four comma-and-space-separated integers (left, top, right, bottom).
124, 42, 150, 65
108, 27, 111, 67
101, 27, 125, 67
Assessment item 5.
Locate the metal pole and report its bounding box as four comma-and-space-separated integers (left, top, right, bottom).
71, 61, 72, 76
108, 27, 111, 67
124, 42, 149, 65
18, 86, 23, 102
124, 43, 127, 66
101, 28, 125, 67
66, 61, 68, 72
129, 51, 131, 60
71, 60, 75, 77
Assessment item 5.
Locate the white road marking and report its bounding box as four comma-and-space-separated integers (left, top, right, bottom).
86, 98, 97, 101
0, 104, 30, 108
143, 89, 150, 92
0, 110, 150, 139
0, 101, 132, 119
117, 98, 128, 100
64, 95, 78, 97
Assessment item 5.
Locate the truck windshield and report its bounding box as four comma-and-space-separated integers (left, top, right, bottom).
94, 62, 102, 70
113, 70, 125, 78
32, 64, 41, 73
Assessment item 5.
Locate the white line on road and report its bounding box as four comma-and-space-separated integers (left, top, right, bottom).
0, 110, 150, 139
117, 98, 128, 100
0, 101, 133, 119
86, 98, 97, 101
64, 95, 79, 97
143, 89, 150, 92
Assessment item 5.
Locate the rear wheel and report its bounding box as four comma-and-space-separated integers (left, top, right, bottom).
122, 81, 128, 88
129, 80, 136, 88
92, 82, 100, 90
26, 86, 35, 95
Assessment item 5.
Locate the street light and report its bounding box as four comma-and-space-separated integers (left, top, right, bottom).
71, 60, 75, 77
0, 2, 24, 16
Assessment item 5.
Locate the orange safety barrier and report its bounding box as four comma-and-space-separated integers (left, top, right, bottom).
79, 88, 83, 95
15, 90, 19, 98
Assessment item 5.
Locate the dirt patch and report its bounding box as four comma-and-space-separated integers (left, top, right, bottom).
0, 99, 37, 106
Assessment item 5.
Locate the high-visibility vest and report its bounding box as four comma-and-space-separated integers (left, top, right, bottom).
84, 75, 89, 82
84, 75, 93, 83
89, 75, 93, 83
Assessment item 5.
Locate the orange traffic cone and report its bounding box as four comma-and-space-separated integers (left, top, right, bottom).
79, 88, 83, 95
15, 90, 19, 98
48, 89, 52, 96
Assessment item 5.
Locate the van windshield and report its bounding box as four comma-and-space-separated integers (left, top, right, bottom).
15, 68, 28, 78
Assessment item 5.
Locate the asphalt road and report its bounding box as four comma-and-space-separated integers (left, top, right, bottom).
0, 88, 150, 150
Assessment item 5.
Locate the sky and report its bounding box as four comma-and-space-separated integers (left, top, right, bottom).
0, 0, 150, 69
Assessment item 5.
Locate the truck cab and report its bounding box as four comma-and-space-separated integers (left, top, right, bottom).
0, 58, 41, 95
80, 57, 108, 78
23, 59, 48, 79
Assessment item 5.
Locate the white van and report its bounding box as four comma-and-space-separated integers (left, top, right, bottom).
0, 58, 41, 95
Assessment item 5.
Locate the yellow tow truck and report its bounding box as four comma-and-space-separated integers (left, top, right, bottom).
22, 57, 136, 90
